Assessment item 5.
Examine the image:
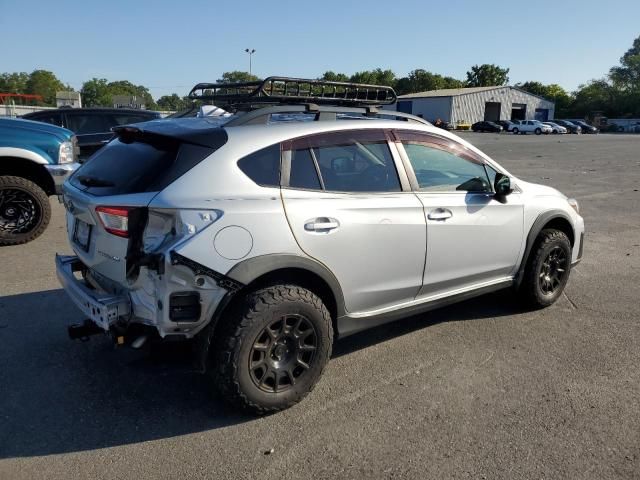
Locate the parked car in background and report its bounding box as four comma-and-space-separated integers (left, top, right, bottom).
543, 122, 568, 134
511, 120, 552, 135
433, 119, 455, 130
472, 121, 503, 133
496, 120, 516, 132
0, 118, 78, 245
552, 120, 582, 134
23, 108, 161, 160
570, 120, 598, 134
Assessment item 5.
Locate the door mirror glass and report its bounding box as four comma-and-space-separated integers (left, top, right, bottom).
494, 173, 512, 195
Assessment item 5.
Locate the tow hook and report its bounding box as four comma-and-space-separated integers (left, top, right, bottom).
68, 320, 105, 341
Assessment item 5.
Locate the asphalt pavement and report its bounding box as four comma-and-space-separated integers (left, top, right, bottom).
0, 132, 638, 479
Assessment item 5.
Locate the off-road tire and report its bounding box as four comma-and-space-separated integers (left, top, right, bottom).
210, 285, 333, 414
0, 176, 51, 246
519, 229, 572, 308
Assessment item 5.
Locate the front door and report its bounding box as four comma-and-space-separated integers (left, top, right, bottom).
395, 130, 524, 298
280, 129, 426, 314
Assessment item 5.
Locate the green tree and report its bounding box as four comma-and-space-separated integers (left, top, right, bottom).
320, 71, 350, 82
349, 68, 396, 86
570, 79, 618, 118
395, 69, 464, 95
217, 71, 260, 83
25, 70, 67, 105
0, 72, 30, 94
80, 78, 112, 107
107, 80, 156, 109
157, 93, 191, 111
465, 64, 510, 87
516, 81, 573, 117
609, 35, 640, 90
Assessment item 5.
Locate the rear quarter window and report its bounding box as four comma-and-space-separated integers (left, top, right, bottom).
237, 144, 281, 187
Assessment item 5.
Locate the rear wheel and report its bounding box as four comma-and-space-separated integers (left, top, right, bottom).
0, 176, 51, 246
211, 284, 333, 414
519, 229, 572, 308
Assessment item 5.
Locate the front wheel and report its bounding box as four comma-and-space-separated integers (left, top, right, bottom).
211, 284, 333, 414
519, 229, 572, 308
512, 127, 519, 134
0, 176, 51, 246
535, 128, 542, 135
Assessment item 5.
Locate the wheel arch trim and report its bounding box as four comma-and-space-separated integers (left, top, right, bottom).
515, 209, 575, 287
225, 253, 346, 317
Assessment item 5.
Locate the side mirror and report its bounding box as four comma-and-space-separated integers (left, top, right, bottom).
494, 173, 512, 196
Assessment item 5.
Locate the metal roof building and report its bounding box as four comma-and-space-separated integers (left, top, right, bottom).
388, 86, 555, 124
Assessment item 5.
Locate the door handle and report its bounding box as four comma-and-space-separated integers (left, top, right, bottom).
427, 208, 453, 221
304, 217, 340, 232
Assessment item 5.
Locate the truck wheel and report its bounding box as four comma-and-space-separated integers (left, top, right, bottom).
512, 128, 519, 134
211, 284, 333, 414
535, 128, 542, 135
519, 229, 572, 308
0, 176, 51, 246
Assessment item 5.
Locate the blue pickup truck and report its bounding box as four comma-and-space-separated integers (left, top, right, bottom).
0, 117, 79, 245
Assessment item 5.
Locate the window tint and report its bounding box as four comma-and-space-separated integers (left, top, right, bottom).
401, 142, 491, 192
110, 113, 157, 126
290, 148, 321, 190
237, 144, 280, 187
484, 164, 498, 190
285, 130, 400, 193
66, 114, 110, 134
69, 133, 224, 196
30, 113, 62, 126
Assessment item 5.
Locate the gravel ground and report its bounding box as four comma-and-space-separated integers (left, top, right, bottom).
0, 132, 639, 479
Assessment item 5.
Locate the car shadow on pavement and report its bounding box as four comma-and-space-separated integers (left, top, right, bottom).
0, 288, 522, 459
333, 290, 522, 358
0, 289, 253, 459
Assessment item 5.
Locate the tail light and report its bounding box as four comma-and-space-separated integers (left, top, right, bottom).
96, 206, 133, 238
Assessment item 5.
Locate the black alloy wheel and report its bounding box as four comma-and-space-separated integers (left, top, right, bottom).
249, 314, 317, 393
0, 176, 51, 246
538, 246, 568, 295
0, 187, 40, 235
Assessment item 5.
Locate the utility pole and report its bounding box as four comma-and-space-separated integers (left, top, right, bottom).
245, 48, 256, 75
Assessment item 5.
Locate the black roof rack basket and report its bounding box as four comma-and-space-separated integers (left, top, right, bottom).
187, 76, 397, 108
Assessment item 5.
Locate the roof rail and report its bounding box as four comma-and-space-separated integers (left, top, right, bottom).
224, 104, 432, 127
188, 76, 397, 108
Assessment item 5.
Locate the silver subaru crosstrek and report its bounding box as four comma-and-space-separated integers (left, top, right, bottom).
56, 78, 584, 413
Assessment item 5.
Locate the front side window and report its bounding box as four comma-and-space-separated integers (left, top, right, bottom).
287, 130, 400, 192
397, 132, 491, 193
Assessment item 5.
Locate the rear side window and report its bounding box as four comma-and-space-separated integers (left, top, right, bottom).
27, 113, 63, 126
66, 114, 110, 134
69, 136, 218, 196
237, 144, 280, 187
286, 130, 401, 193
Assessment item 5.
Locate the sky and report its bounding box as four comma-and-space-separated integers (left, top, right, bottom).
1, 0, 639, 99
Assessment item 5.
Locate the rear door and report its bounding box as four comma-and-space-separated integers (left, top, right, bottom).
394, 130, 524, 298
280, 129, 426, 314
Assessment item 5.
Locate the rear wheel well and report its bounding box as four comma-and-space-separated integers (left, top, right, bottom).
212, 267, 339, 342
0, 157, 55, 195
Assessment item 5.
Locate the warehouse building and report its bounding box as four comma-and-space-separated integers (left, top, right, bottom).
389, 86, 555, 124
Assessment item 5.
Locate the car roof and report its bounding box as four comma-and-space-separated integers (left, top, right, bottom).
24, 107, 159, 117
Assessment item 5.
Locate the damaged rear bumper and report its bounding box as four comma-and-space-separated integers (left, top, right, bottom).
55, 254, 131, 331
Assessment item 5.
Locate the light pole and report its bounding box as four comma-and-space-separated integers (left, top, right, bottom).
245, 48, 256, 76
